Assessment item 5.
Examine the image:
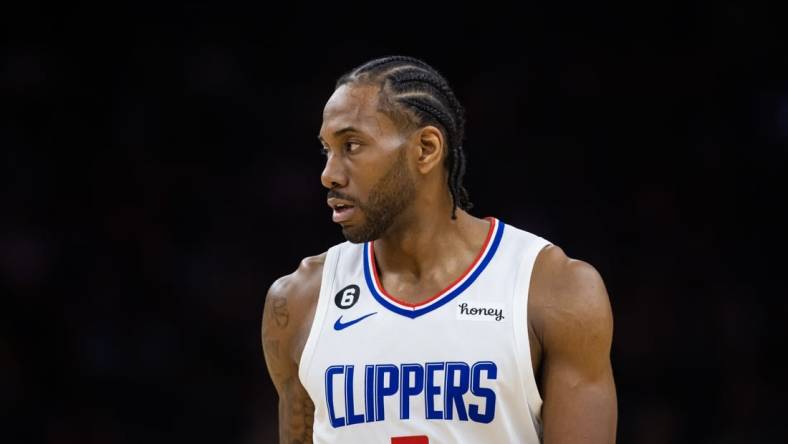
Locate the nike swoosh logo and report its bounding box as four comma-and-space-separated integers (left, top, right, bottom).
334, 312, 377, 331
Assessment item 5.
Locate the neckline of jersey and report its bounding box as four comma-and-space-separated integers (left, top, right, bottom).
362, 217, 504, 319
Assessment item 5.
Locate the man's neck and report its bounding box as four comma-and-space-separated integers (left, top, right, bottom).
372, 209, 491, 282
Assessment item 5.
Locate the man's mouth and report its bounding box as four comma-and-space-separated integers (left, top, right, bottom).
328, 198, 357, 224
332, 204, 356, 223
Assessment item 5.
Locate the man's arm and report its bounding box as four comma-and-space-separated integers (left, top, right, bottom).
533, 246, 617, 443
261, 254, 324, 444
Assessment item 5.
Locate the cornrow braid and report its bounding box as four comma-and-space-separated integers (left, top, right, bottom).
336, 56, 472, 219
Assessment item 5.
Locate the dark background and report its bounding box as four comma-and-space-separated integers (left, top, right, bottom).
2, 2, 786, 443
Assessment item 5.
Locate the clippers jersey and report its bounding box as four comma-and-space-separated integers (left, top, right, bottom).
299, 218, 551, 443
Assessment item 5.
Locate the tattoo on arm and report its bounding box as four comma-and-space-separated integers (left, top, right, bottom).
263, 287, 315, 443
273, 295, 289, 328
267, 339, 281, 359
280, 378, 314, 444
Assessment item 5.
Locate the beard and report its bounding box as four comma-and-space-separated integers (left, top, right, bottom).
338, 149, 416, 243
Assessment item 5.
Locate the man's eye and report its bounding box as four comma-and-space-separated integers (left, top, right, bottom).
319, 146, 330, 156
345, 142, 361, 152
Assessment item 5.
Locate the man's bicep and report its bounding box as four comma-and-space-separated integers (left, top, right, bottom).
262, 279, 296, 391
541, 361, 617, 443
261, 265, 321, 444
262, 283, 315, 443
540, 260, 617, 444
262, 255, 324, 444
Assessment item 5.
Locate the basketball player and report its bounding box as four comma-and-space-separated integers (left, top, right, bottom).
262, 56, 617, 443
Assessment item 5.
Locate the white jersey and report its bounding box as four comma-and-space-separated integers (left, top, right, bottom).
299, 218, 551, 444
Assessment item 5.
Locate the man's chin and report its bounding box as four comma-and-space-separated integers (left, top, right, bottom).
341, 226, 369, 244
340, 211, 396, 244
341, 221, 382, 244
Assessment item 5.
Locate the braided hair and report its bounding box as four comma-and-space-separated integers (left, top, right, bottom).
336, 56, 472, 219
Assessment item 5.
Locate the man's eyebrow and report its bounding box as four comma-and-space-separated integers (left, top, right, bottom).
317, 126, 361, 143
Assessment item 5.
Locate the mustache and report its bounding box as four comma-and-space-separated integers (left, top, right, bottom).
327, 190, 357, 204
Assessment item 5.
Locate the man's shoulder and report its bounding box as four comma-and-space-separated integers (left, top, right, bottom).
530, 245, 612, 338
267, 252, 327, 311
264, 252, 327, 338
533, 245, 605, 294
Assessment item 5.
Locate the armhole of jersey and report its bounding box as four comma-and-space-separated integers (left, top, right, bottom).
298, 245, 342, 387
512, 237, 551, 437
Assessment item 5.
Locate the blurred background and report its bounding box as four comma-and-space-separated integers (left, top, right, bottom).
2, 2, 786, 443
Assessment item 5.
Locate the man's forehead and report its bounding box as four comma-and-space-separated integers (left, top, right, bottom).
321, 84, 388, 137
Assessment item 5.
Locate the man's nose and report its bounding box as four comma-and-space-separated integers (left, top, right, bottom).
320, 153, 348, 189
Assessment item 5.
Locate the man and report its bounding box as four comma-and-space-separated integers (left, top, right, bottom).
262, 56, 617, 443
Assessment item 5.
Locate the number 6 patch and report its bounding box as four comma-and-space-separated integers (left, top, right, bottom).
334, 284, 360, 309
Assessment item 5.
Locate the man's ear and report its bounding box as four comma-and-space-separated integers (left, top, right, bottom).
415, 125, 445, 175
